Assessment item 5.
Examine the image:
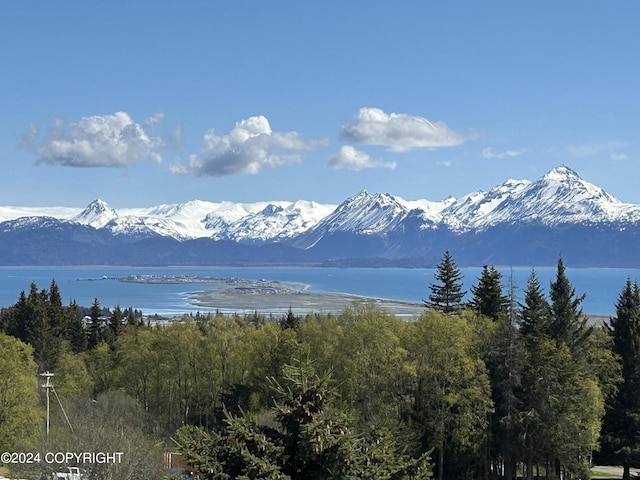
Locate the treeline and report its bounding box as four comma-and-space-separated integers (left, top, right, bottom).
0, 280, 143, 369
0, 254, 639, 479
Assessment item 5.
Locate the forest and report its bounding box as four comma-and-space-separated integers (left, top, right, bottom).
0, 252, 639, 480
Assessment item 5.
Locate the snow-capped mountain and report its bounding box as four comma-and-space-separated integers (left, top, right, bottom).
62, 198, 337, 242
440, 179, 533, 231
438, 165, 640, 231
2, 165, 640, 266
212, 201, 336, 243
294, 191, 411, 249
0, 205, 79, 223
71, 199, 119, 228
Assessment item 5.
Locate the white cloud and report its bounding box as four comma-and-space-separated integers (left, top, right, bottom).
339, 107, 463, 152
482, 147, 526, 159
143, 112, 165, 128
172, 115, 325, 177
610, 152, 628, 161
563, 141, 628, 158
24, 111, 163, 167
327, 146, 396, 171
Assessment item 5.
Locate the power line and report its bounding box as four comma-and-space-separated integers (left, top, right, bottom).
40, 371, 74, 437
39, 371, 54, 437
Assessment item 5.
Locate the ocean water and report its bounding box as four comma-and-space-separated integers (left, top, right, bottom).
0, 265, 636, 317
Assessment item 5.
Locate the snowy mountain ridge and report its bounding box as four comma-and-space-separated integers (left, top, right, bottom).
3, 165, 640, 266
2, 165, 640, 245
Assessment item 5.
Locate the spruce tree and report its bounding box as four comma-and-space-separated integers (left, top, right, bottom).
480, 271, 521, 480
174, 360, 432, 479
66, 300, 88, 354
519, 269, 552, 337
519, 262, 603, 478
88, 298, 103, 349
425, 250, 466, 314
549, 256, 592, 350
24, 283, 57, 370
518, 270, 553, 477
45, 279, 65, 370
47, 279, 67, 338
470, 265, 508, 321
6, 290, 29, 341
602, 278, 640, 480
125, 307, 139, 327
109, 305, 124, 340
279, 307, 300, 331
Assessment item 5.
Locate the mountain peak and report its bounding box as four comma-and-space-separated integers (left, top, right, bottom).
542, 165, 581, 182
260, 204, 285, 216
87, 198, 112, 210
72, 199, 118, 228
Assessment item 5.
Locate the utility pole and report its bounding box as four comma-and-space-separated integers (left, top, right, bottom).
40, 371, 54, 437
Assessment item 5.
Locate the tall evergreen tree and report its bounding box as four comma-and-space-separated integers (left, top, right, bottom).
479, 270, 521, 480
3, 284, 58, 369
469, 265, 508, 321
24, 283, 57, 370
45, 279, 65, 370
125, 307, 139, 327
602, 278, 640, 480
519, 269, 552, 337
5, 290, 29, 341
518, 262, 604, 479
109, 305, 124, 340
425, 250, 466, 314
279, 307, 301, 331
47, 279, 67, 338
66, 300, 88, 354
549, 256, 592, 350
88, 298, 103, 349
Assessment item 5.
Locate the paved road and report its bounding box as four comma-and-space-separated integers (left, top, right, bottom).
592, 465, 640, 477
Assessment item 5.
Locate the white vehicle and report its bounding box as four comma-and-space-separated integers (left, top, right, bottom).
52, 467, 83, 480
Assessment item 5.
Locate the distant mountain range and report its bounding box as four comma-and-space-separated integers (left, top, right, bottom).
2, 165, 640, 267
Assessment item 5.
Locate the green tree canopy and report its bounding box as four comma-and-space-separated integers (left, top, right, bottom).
408, 310, 492, 480
174, 359, 432, 480
518, 262, 604, 479
0, 333, 42, 451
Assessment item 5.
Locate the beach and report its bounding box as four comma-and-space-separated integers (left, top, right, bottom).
178, 276, 425, 316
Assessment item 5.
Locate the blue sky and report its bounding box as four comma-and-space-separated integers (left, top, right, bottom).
2, 2, 640, 208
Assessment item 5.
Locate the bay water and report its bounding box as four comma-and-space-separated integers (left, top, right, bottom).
0, 265, 637, 317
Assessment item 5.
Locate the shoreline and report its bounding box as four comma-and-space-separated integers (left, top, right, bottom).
115, 274, 424, 316
187, 288, 425, 317
110, 274, 611, 320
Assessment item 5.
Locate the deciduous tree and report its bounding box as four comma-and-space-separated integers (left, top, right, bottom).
0, 333, 42, 451
408, 310, 492, 480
